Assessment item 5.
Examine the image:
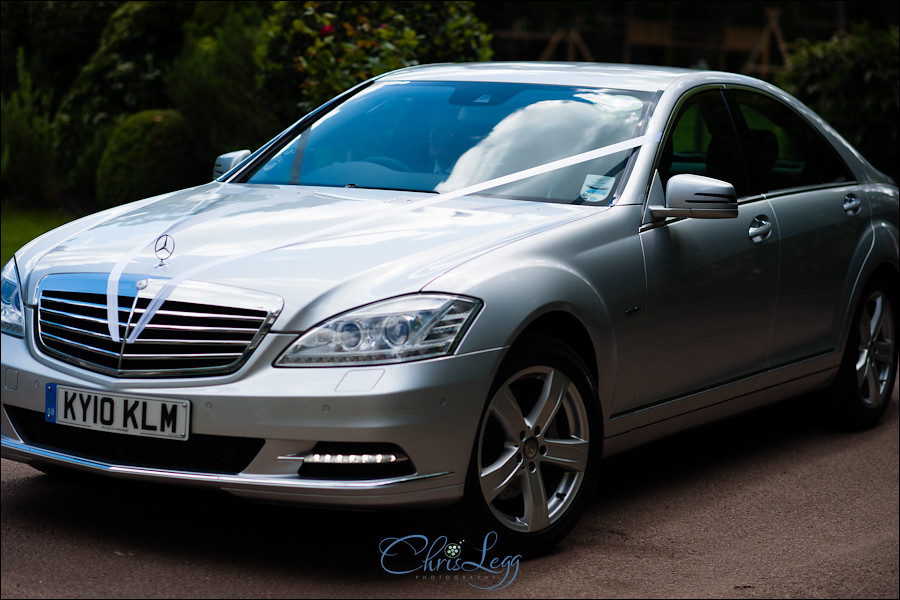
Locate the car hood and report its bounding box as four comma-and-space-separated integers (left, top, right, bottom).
18, 182, 591, 331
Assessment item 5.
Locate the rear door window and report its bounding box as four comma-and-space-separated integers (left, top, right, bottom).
726, 90, 854, 195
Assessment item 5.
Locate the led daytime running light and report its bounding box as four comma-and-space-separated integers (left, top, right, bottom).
303, 453, 402, 465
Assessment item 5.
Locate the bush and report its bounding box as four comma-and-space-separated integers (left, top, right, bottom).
256, 1, 492, 123
778, 23, 899, 183
96, 109, 207, 208
0, 48, 58, 208
55, 1, 195, 202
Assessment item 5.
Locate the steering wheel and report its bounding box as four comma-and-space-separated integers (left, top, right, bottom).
363, 156, 413, 172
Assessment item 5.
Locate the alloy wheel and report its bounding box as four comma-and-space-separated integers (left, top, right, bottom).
855, 290, 896, 408
477, 365, 590, 533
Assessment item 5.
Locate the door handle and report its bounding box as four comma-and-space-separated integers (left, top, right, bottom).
843, 194, 861, 215
749, 216, 772, 243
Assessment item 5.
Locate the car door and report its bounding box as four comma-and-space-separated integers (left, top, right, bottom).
633, 88, 780, 410
725, 89, 868, 369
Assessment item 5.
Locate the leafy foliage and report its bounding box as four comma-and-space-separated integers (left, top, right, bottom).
166, 2, 280, 161
0, 1, 123, 106
96, 109, 207, 208
398, 1, 493, 64
778, 24, 899, 183
0, 48, 58, 208
256, 1, 492, 122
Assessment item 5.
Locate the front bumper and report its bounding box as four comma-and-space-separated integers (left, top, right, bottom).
1, 326, 504, 508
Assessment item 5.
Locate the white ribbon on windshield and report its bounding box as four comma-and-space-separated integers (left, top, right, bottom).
112, 131, 662, 344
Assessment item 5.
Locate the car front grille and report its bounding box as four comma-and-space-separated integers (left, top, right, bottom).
36, 274, 283, 378
5, 406, 265, 474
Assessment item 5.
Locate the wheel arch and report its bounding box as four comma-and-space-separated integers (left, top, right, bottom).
482, 305, 614, 442
489, 298, 616, 427
838, 225, 900, 355
512, 311, 600, 395
855, 261, 900, 330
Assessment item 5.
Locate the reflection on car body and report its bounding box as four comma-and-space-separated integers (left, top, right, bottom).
2, 62, 898, 554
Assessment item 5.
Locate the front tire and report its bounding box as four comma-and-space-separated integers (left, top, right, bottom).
445, 335, 601, 555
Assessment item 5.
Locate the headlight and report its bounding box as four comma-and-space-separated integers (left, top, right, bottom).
1, 259, 25, 338
275, 294, 481, 367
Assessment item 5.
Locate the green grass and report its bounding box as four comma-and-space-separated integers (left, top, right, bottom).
1, 207, 81, 265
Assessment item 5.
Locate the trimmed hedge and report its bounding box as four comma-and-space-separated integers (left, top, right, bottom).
96, 109, 206, 208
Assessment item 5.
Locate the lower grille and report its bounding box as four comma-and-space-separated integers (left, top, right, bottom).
6, 406, 264, 475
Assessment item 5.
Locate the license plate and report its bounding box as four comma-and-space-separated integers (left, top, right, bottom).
45, 384, 190, 441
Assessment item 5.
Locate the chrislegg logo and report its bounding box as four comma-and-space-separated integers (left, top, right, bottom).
378, 531, 521, 590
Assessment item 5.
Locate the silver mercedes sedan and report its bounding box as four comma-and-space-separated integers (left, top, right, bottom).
2, 63, 897, 554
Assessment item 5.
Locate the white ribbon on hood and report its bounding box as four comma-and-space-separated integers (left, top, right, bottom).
108, 131, 662, 344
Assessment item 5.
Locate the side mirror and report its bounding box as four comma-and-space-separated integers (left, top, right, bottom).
649, 174, 738, 220
213, 149, 251, 180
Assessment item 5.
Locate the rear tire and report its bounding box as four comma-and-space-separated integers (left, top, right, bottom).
826, 277, 898, 429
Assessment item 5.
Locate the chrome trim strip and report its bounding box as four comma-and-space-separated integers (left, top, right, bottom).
2, 439, 451, 490
40, 307, 112, 326
760, 182, 859, 200
276, 455, 306, 463
139, 326, 263, 341
40, 332, 120, 358
127, 338, 253, 346
39, 320, 114, 341
121, 352, 244, 360
131, 308, 267, 322
41, 296, 118, 312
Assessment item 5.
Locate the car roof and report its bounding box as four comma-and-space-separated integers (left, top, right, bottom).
378, 62, 885, 185
376, 62, 745, 93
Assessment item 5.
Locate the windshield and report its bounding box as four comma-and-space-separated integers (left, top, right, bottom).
244, 81, 654, 205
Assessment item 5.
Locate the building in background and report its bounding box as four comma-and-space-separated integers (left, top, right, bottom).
475, 1, 899, 81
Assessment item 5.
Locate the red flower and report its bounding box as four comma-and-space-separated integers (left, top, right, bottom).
319, 24, 335, 36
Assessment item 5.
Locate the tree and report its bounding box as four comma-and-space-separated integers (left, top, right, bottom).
166, 2, 280, 161
778, 23, 899, 183
256, 1, 492, 123
54, 1, 195, 203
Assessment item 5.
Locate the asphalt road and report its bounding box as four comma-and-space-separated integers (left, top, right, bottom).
2, 382, 898, 599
